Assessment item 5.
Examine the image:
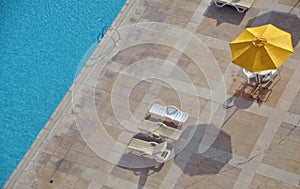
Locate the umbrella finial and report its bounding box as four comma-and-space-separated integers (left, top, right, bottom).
252, 37, 267, 47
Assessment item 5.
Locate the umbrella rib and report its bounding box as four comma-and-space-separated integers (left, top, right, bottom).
262, 47, 277, 69
267, 42, 294, 53
230, 42, 253, 61
263, 44, 293, 68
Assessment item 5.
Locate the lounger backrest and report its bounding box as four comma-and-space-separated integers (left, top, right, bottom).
127, 138, 155, 155
152, 141, 167, 155
154, 123, 182, 140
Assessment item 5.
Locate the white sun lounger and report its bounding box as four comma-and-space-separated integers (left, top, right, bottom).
213, 0, 233, 8
234, 0, 255, 12
127, 138, 170, 163
149, 104, 189, 125
139, 120, 182, 140
213, 0, 255, 12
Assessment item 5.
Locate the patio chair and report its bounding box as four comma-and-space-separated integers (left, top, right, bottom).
139, 120, 182, 140
243, 68, 257, 84
258, 69, 280, 83
149, 104, 189, 125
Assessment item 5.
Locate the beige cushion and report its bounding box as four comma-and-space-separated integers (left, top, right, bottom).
234, 0, 254, 8
139, 120, 182, 140
127, 138, 167, 155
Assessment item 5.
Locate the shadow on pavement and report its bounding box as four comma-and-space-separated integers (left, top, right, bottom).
204, 2, 246, 26
174, 124, 232, 176
118, 163, 164, 189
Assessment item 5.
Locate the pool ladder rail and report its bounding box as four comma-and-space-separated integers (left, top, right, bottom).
85, 25, 121, 65
97, 25, 121, 45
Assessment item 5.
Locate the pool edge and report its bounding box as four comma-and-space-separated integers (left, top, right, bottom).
3, 0, 134, 188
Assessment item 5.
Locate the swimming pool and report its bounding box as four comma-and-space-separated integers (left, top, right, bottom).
0, 0, 126, 186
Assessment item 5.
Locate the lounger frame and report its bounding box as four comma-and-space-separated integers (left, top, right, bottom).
213, 0, 255, 13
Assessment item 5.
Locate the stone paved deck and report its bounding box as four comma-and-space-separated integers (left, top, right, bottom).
4, 0, 300, 188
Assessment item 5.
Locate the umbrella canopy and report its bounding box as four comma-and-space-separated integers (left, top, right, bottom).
230, 24, 294, 72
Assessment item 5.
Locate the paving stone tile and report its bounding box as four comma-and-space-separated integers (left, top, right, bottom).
43, 143, 57, 154
71, 140, 87, 152
196, 16, 242, 42
45, 181, 63, 189
66, 127, 83, 141
103, 125, 122, 141
222, 110, 268, 158
60, 135, 77, 149
58, 159, 74, 174
76, 154, 91, 167
14, 183, 32, 189
87, 181, 104, 189
39, 166, 56, 178
101, 185, 113, 189
64, 150, 81, 162
81, 168, 109, 183
69, 164, 84, 177
262, 122, 300, 175
288, 89, 300, 115
24, 162, 44, 176
208, 47, 231, 73
51, 170, 68, 184
18, 173, 36, 186
62, 174, 79, 188
177, 163, 241, 189
74, 177, 90, 189
110, 166, 140, 183
32, 177, 49, 189
249, 174, 299, 189
33, 151, 52, 165
54, 146, 69, 158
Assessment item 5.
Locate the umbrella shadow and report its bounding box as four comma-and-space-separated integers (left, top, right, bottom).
203, 2, 246, 25
118, 164, 164, 189
173, 124, 232, 176
247, 11, 300, 47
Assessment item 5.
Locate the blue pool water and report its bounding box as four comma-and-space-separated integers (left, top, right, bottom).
0, 0, 126, 186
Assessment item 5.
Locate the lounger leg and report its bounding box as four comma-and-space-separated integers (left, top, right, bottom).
254, 73, 258, 83
214, 1, 226, 8
172, 120, 180, 126
139, 152, 147, 156
270, 73, 274, 81
236, 6, 247, 13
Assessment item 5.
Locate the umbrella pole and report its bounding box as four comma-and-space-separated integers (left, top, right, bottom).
255, 73, 261, 85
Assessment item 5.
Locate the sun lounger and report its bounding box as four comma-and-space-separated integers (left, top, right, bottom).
127, 138, 168, 155
127, 138, 170, 163
213, 0, 233, 8
213, 0, 255, 12
234, 0, 255, 12
139, 120, 182, 140
149, 104, 189, 125
154, 149, 171, 164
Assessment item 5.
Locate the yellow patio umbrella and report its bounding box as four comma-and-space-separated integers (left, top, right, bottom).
230, 24, 294, 72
